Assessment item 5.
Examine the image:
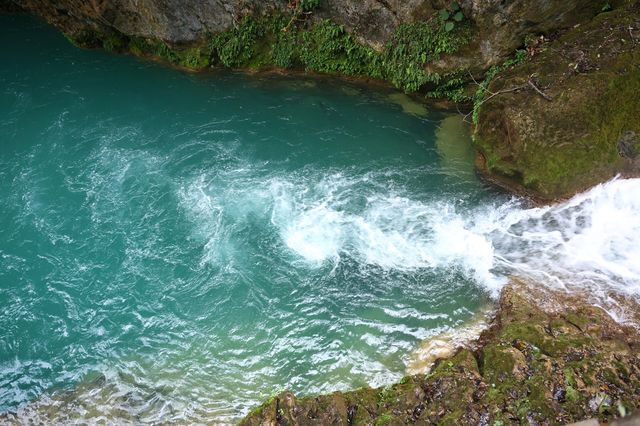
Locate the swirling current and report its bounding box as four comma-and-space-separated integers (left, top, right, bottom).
1, 14, 639, 424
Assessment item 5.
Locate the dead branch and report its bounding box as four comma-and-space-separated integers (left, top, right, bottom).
527, 76, 553, 101
462, 83, 528, 124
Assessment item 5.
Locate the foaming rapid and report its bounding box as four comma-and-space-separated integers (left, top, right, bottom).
487, 177, 640, 300
250, 173, 640, 301
268, 174, 497, 286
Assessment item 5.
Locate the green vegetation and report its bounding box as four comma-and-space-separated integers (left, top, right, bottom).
209, 16, 265, 68
381, 19, 470, 93
299, 0, 321, 13
472, 49, 526, 124
472, 1, 640, 199
206, 11, 471, 96
67, 5, 472, 99
438, 2, 466, 32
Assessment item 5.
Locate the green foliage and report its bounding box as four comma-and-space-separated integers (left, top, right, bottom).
299, 20, 378, 75
114, 4, 473, 98
202, 7, 471, 95
472, 49, 527, 124
374, 413, 393, 426
209, 16, 264, 67
177, 47, 210, 68
271, 30, 298, 68
126, 36, 210, 68
380, 20, 470, 92
601, 2, 612, 12
439, 2, 466, 32
427, 72, 470, 102
299, 0, 321, 12
102, 33, 125, 52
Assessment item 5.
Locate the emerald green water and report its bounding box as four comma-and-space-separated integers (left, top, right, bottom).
0, 15, 501, 423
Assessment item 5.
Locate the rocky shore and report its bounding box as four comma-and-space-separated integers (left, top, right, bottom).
240, 281, 640, 425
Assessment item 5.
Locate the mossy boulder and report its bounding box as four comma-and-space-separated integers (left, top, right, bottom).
240, 280, 640, 425
473, 1, 640, 200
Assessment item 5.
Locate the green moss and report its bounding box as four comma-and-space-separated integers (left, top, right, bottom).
374, 413, 393, 426
439, 408, 467, 425
377, 385, 399, 407
245, 393, 277, 419
566, 386, 580, 403
526, 376, 554, 420
587, 53, 640, 150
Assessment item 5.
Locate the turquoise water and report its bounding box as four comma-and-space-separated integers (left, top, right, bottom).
0, 15, 504, 423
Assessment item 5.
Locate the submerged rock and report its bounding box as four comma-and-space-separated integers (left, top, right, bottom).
473, 1, 640, 200
240, 280, 640, 425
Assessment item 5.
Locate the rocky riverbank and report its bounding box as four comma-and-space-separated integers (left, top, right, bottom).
240, 280, 640, 425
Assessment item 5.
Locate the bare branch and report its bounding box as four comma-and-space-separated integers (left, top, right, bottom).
527, 75, 553, 101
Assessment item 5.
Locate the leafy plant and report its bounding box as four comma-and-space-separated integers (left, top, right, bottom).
299, 0, 320, 12
427, 72, 470, 102
439, 2, 465, 32
299, 20, 376, 75
209, 16, 264, 67
380, 19, 470, 92
203, 6, 472, 95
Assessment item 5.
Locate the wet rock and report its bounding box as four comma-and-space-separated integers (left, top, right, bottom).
554, 387, 567, 403
619, 131, 639, 159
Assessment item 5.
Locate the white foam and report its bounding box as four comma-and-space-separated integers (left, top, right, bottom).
269, 174, 640, 300
266, 177, 502, 291
178, 176, 226, 266
178, 163, 640, 302
487, 177, 640, 299
283, 205, 345, 263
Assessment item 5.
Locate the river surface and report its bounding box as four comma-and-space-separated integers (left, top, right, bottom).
2, 14, 639, 424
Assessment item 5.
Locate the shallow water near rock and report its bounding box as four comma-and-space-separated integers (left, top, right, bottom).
1, 14, 640, 424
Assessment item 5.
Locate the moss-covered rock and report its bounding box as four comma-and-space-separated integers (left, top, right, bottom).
473, 1, 640, 200
240, 280, 640, 425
